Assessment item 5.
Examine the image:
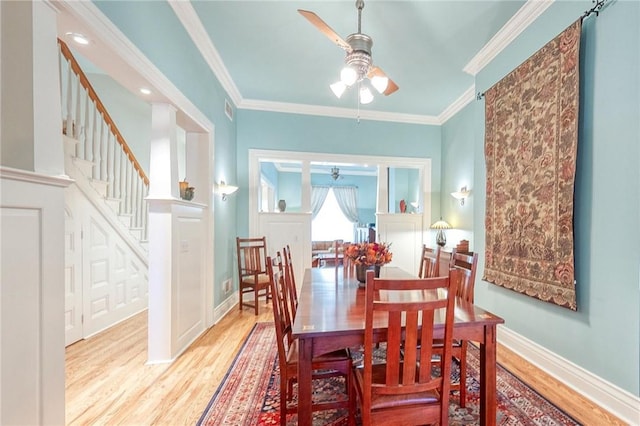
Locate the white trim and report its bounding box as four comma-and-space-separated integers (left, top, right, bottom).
61, 1, 214, 134
168, 1, 243, 107
212, 291, 239, 324
498, 326, 640, 425
464, 0, 555, 76
438, 85, 476, 124
239, 98, 440, 125
0, 167, 73, 188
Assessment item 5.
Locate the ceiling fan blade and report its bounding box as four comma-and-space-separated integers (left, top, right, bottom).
298, 9, 352, 52
368, 66, 399, 96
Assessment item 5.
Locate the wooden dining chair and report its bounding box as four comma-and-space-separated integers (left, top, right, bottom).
418, 244, 441, 278
282, 245, 298, 316
266, 256, 353, 425
236, 236, 271, 315
350, 269, 459, 425
433, 250, 479, 408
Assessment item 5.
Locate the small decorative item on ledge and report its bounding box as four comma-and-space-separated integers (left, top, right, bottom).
278, 199, 286, 212
179, 179, 195, 201
344, 242, 393, 287
399, 199, 407, 213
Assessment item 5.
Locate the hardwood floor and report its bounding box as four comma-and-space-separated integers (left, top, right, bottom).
66, 302, 625, 425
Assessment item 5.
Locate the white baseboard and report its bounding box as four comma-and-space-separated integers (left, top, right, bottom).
213, 291, 239, 324
498, 326, 640, 425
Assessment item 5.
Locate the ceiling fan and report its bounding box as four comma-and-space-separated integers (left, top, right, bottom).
330, 166, 342, 181
298, 0, 399, 104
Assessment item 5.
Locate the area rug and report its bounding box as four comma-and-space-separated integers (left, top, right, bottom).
483, 19, 581, 310
198, 323, 581, 425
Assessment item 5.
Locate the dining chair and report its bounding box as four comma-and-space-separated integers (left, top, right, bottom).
282, 245, 298, 317
236, 236, 271, 315
418, 244, 441, 278
266, 256, 353, 425
350, 269, 459, 425
433, 250, 479, 408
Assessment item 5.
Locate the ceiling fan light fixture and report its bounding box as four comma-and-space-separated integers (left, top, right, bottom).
359, 86, 374, 104
340, 66, 358, 86
330, 81, 347, 98
371, 75, 389, 94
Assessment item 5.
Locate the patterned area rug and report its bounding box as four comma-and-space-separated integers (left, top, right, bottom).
198, 323, 581, 425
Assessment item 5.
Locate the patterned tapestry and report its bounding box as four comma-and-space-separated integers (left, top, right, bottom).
483, 19, 581, 310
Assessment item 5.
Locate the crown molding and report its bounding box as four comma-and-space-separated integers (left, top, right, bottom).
463, 0, 555, 76
168, 1, 243, 107
239, 98, 440, 126
438, 85, 476, 124
60, 0, 214, 133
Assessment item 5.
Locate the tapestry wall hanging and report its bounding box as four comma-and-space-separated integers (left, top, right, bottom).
483, 19, 581, 310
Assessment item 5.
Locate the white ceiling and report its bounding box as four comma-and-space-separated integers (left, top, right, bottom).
56, 1, 556, 125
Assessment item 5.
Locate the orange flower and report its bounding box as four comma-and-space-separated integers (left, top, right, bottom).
345, 242, 393, 266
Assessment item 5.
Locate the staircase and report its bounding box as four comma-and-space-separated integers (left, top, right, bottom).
59, 39, 149, 345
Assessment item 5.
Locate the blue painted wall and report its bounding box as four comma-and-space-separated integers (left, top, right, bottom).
443, 1, 639, 395
236, 109, 442, 236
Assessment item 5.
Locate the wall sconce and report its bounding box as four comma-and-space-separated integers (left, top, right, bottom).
430, 218, 451, 247
217, 181, 238, 201
451, 186, 471, 206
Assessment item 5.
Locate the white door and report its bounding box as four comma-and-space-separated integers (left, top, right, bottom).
64, 203, 84, 345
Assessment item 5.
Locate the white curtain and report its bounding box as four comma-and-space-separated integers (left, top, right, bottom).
333, 186, 359, 223
311, 186, 330, 219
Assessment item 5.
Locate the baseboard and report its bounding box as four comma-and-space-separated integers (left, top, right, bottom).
213, 291, 238, 324
498, 326, 640, 425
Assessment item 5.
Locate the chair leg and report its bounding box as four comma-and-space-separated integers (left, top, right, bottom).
239, 286, 243, 311
280, 375, 288, 426
254, 286, 259, 315
459, 344, 468, 408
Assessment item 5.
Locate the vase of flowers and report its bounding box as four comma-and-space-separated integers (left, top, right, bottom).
344, 242, 393, 286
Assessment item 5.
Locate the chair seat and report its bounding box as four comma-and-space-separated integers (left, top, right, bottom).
353, 364, 440, 410
286, 339, 351, 365
241, 273, 270, 285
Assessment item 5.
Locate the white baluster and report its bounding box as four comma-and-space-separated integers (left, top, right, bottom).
74, 77, 82, 141
131, 168, 138, 227
92, 105, 100, 179
113, 140, 121, 201
119, 149, 127, 214
106, 132, 114, 198
83, 95, 92, 162
100, 120, 108, 181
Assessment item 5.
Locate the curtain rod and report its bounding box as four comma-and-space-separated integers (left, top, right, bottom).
476, 0, 609, 101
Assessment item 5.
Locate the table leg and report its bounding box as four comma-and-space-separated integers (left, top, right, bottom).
298, 337, 313, 426
479, 325, 497, 426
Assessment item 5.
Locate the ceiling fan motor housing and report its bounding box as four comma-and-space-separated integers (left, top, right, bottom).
345, 33, 373, 80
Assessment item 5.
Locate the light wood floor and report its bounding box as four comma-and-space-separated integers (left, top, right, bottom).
66, 302, 626, 425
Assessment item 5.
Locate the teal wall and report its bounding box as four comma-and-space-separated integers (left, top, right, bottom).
236, 109, 442, 236
443, 1, 639, 395
94, 1, 239, 307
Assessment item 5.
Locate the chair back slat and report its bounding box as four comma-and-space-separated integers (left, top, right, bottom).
418, 245, 441, 278
450, 251, 479, 303
282, 245, 298, 317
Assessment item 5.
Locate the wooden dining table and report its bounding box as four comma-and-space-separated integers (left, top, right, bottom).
291, 266, 505, 426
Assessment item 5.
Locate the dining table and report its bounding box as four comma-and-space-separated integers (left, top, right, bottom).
291, 266, 505, 426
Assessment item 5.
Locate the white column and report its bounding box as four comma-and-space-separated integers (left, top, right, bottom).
0, 1, 64, 176
376, 165, 389, 214
148, 103, 179, 199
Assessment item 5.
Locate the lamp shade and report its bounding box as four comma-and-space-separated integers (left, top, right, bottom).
430, 219, 451, 230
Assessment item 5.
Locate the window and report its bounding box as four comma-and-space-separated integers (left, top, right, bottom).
312, 188, 355, 241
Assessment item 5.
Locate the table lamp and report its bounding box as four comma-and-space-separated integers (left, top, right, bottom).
430, 219, 451, 247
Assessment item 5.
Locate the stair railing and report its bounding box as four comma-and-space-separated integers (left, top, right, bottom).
58, 39, 149, 241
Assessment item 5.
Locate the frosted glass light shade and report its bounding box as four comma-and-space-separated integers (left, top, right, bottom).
371, 75, 389, 93
340, 66, 358, 86
359, 87, 374, 104
330, 81, 347, 98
